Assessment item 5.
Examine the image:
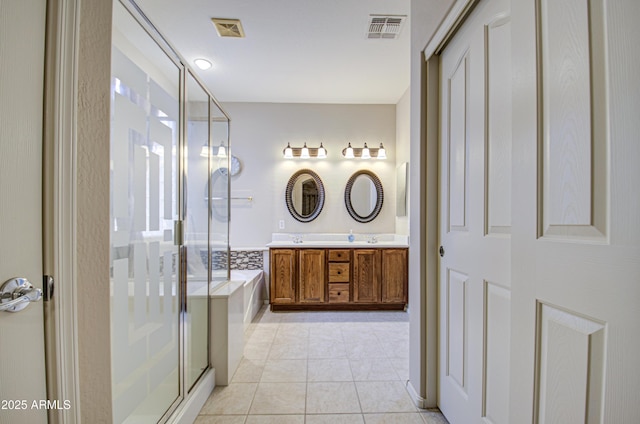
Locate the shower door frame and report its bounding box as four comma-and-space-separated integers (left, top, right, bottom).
111, 1, 232, 422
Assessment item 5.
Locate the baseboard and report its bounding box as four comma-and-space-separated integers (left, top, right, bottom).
169, 369, 215, 424
406, 380, 428, 409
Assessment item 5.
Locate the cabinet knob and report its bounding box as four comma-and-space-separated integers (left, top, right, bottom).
337, 271, 341, 274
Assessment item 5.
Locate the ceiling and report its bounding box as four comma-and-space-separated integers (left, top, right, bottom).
135, 0, 411, 104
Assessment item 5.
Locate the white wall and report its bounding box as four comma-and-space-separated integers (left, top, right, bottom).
222, 102, 397, 249
395, 87, 411, 236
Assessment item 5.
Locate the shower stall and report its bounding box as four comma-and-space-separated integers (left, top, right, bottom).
109, 1, 230, 421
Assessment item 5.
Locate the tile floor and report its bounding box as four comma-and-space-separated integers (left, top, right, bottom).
196, 307, 449, 424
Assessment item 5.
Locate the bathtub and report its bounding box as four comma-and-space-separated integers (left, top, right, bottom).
209, 269, 265, 386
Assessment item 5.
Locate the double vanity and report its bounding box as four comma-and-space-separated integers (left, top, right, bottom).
267, 234, 409, 311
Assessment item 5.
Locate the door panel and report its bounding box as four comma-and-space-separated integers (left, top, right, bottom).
511, 0, 640, 422
353, 250, 381, 303
438, 0, 511, 423
0, 0, 48, 423
299, 249, 325, 303
270, 249, 295, 304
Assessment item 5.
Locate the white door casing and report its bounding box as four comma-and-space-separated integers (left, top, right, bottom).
510, 0, 640, 422
0, 0, 48, 423
437, 0, 511, 423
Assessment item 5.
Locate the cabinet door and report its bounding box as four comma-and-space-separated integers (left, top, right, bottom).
353, 249, 381, 303
299, 249, 326, 303
270, 249, 296, 304
381, 249, 408, 303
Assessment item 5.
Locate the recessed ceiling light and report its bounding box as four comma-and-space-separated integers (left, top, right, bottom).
194, 58, 213, 70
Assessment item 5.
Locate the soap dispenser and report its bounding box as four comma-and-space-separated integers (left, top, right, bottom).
348, 230, 355, 243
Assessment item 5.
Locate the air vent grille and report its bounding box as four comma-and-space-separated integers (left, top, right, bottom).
211, 18, 245, 38
367, 15, 407, 39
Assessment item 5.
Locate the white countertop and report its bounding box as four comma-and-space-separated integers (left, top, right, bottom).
266, 233, 409, 248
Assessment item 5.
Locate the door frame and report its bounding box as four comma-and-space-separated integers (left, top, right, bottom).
43, 0, 82, 421
419, 0, 482, 410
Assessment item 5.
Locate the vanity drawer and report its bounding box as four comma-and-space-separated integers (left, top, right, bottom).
328, 263, 350, 282
329, 284, 350, 303
328, 249, 350, 262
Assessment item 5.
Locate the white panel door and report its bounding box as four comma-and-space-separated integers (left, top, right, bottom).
510, 0, 640, 422
0, 0, 48, 423
438, 0, 511, 423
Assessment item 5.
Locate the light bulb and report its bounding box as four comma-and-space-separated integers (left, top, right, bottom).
301, 142, 310, 159
361, 143, 371, 159
377, 143, 387, 159
283, 143, 294, 159
345, 143, 354, 159
317, 142, 327, 159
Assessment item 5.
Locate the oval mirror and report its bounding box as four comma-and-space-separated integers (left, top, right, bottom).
285, 169, 325, 222
345, 170, 384, 223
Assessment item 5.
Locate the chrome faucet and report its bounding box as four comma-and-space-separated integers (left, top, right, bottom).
367, 234, 378, 244
291, 234, 304, 244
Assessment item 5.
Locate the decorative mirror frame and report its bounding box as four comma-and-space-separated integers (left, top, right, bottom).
345, 170, 384, 223
285, 169, 325, 223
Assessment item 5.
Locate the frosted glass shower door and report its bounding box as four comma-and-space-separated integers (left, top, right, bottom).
110, 3, 181, 422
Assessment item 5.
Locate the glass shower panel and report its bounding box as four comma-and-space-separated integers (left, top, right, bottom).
185, 73, 210, 390
110, 2, 180, 422
209, 102, 230, 285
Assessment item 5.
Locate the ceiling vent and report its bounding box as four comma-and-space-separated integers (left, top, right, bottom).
367, 15, 407, 39
211, 18, 245, 38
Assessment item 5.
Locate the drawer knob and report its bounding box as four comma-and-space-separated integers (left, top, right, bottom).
337, 271, 341, 274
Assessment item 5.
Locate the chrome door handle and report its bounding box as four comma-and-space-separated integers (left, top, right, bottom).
0, 277, 43, 313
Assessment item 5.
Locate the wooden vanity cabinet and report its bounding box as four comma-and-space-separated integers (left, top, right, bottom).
269, 247, 407, 310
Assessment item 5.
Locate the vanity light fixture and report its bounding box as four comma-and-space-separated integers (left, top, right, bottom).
282, 142, 328, 159
341, 142, 387, 159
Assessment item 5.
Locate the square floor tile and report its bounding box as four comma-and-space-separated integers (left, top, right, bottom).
249, 382, 306, 415
260, 359, 307, 382
245, 415, 304, 424
350, 358, 399, 381
308, 358, 353, 382
200, 383, 257, 415
345, 340, 387, 359
306, 382, 361, 414
305, 414, 365, 424
309, 339, 347, 359
243, 341, 272, 360
195, 416, 246, 424
363, 413, 425, 423
232, 358, 265, 383
355, 381, 416, 413
268, 341, 308, 359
